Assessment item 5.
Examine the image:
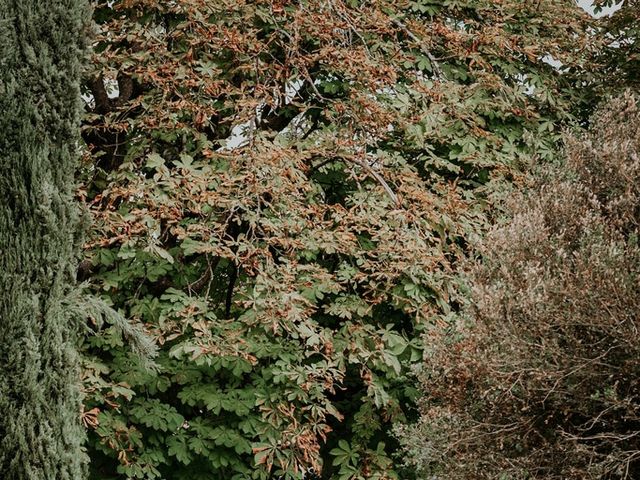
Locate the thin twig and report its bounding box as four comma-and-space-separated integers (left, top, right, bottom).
328, 0, 372, 58
390, 17, 444, 81
347, 156, 400, 206
301, 66, 328, 102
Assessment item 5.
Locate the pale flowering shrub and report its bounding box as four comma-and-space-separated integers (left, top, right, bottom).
567, 93, 640, 235
397, 93, 640, 479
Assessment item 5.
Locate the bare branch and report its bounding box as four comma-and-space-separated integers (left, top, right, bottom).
347, 156, 400, 206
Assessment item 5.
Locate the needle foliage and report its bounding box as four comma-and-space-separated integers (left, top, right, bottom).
0, 1, 90, 478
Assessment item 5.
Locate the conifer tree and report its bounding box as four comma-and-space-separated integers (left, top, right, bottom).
0, 1, 89, 478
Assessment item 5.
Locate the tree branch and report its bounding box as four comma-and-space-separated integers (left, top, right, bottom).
390, 17, 444, 81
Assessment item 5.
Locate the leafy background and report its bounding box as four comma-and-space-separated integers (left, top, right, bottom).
77, 1, 609, 478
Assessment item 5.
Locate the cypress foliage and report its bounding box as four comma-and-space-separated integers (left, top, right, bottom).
0, 1, 89, 478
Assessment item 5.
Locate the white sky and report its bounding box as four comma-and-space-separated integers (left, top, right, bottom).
578, 0, 624, 17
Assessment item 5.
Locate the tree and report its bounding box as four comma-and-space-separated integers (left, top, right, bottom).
79, 1, 595, 478
0, 1, 90, 478
592, 0, 639, 93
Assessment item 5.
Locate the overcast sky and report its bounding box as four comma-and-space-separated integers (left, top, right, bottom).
578, 0, 623, 17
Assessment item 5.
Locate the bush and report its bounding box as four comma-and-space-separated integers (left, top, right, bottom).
398, 93, 640, 479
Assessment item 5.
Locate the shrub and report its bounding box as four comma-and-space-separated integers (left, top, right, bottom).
398, 93, 640, 479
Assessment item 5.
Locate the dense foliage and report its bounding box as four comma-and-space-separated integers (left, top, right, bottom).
592, 0, 639, 93
397, 94, 640, 479
0, 1, 90, 478
79, 1, 596, 478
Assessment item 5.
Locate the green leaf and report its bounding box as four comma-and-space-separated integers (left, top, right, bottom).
146, 153, 165, 169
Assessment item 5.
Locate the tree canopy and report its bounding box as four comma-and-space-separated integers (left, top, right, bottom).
592, 0, 639, 93
78, 1, 605, 479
